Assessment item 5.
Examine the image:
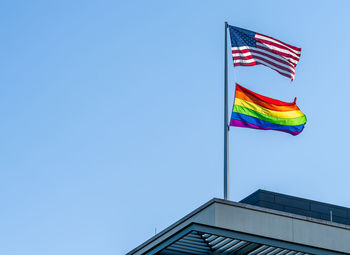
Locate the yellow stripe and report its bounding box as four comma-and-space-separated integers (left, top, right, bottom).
235, 98, 304, 119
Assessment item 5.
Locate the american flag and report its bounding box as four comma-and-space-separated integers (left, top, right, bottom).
229, 25, 301, 81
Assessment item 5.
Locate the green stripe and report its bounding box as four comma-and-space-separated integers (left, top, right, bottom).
233, 105, 307, 126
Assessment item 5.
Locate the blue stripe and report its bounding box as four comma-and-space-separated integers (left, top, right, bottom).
229, 25, 257, 47
231, 112, 305, 133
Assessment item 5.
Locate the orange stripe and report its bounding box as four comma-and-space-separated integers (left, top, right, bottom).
235, 90, 300, 112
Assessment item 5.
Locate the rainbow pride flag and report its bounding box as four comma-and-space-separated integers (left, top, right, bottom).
230, 84, 307, 136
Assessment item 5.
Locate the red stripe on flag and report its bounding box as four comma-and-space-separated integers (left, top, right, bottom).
233, 62, 292, 79
255, 32, 301, 52
249, 49, 294, 68
234, 62, 256, 67
232, 48, 295, 69
256, 44, 299, 64
251, 55, 295, 75
236, 84, 296, 106
255, 61, 292, 79
256, 38, 301, 58
232, 53, 295, 76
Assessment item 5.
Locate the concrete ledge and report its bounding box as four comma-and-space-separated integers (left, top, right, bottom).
127, 198, 350, 254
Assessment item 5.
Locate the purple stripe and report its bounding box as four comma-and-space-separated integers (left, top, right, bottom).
230, 119, 302, 136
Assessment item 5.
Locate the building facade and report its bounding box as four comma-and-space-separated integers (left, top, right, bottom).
127, 190, 350, 255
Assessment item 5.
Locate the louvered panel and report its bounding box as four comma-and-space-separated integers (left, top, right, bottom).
158, 231, 313, 255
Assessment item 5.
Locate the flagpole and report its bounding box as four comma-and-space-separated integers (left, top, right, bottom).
224, 22, 229, 200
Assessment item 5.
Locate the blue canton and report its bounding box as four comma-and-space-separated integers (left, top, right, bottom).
229, 25, 256, 47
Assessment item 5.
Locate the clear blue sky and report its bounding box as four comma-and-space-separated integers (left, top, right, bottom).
1, 1, 350, 254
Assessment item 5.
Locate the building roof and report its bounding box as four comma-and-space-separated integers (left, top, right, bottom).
241, 190, 350, 226
127, 192, 350, 255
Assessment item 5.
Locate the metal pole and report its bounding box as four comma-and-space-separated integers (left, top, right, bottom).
224, 22, 229, 200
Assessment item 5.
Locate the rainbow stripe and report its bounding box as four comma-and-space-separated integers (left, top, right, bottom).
230, 84, 307, 136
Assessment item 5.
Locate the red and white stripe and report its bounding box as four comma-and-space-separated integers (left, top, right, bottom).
231, 33, 301, 80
